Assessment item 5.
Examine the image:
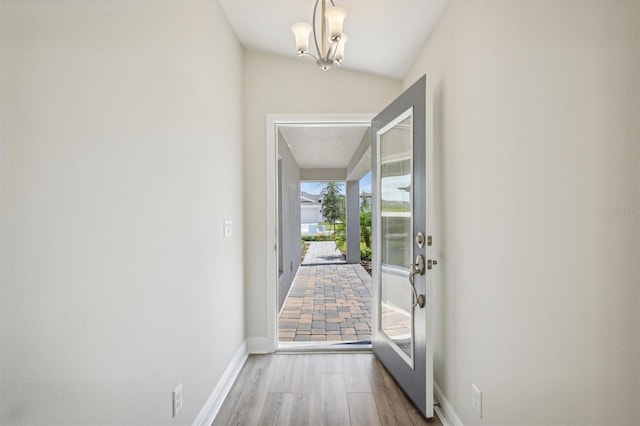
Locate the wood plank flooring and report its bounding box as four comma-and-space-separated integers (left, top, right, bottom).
213, 353, 442, 426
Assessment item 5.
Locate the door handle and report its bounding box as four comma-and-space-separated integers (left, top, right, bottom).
408, 255, 426, 308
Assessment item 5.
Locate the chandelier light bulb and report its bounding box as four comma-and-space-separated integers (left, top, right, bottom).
291, 22, 312, 54
334, 33, 348, 63
325, 6, 347, 41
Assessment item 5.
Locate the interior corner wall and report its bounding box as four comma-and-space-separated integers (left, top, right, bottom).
0, 0, 244, 424
242, 50, 402, 342
277, 133, 302, 311
404, 1, 640, 425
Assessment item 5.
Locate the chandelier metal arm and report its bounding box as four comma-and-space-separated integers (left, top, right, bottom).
311, 0, 338, 60
311, 0, 321, 59
311, 0, 322, 56
299, 52, 320, 61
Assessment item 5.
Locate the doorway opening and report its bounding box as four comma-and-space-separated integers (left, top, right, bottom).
265, 76, 435, 418
266, 114, 375, 351
278, 179, 373, 346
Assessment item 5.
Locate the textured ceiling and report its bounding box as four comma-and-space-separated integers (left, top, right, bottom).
218, 0, 449, 79
279, 125, 368, 169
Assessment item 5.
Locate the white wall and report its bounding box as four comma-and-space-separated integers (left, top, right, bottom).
0, 0, 244, 424
404, 1, 640, 424
243, 50, 401, 344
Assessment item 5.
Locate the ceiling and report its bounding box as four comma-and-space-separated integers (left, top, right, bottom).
218, 0, 449, 79
279, 125, 368, 170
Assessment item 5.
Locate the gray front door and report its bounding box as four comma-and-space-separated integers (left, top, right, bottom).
371, 75, 433, 418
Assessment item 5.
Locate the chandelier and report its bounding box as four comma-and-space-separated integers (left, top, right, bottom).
291, 0, 348, 71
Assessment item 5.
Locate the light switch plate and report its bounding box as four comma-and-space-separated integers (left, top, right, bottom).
173, 382, 183, 417
224, 219, 232, 238
472, 384, 482, 418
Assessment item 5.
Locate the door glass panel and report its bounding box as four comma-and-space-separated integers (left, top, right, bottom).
378, 111, 413, 364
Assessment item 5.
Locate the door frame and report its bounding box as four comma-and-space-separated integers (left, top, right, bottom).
265, 113, 376, 352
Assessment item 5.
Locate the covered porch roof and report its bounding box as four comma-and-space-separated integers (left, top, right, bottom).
279, 124, 371, 182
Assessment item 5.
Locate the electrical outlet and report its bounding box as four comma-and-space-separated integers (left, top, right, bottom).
223, 219, 232, 238
173, 383, 183, 418
472, 384, 482, 418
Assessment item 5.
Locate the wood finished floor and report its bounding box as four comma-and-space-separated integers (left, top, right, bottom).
213, 353, 442, 426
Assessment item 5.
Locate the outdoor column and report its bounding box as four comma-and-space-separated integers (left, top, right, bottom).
346, 180, 360, 264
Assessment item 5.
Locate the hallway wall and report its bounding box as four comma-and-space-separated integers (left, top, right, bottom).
0, 0, 244, 424
404, 1, 640, 424
277, 132, 302, 311
242, 50, 402, 345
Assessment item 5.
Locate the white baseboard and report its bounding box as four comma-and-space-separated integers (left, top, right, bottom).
434, 381, 464, 426
192, 340, 248, 426
246, 337, 269, 354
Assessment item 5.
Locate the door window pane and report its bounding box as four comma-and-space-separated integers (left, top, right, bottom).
378, 113, 413, 363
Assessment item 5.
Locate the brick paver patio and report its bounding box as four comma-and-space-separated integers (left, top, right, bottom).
279, 241, 372, 343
